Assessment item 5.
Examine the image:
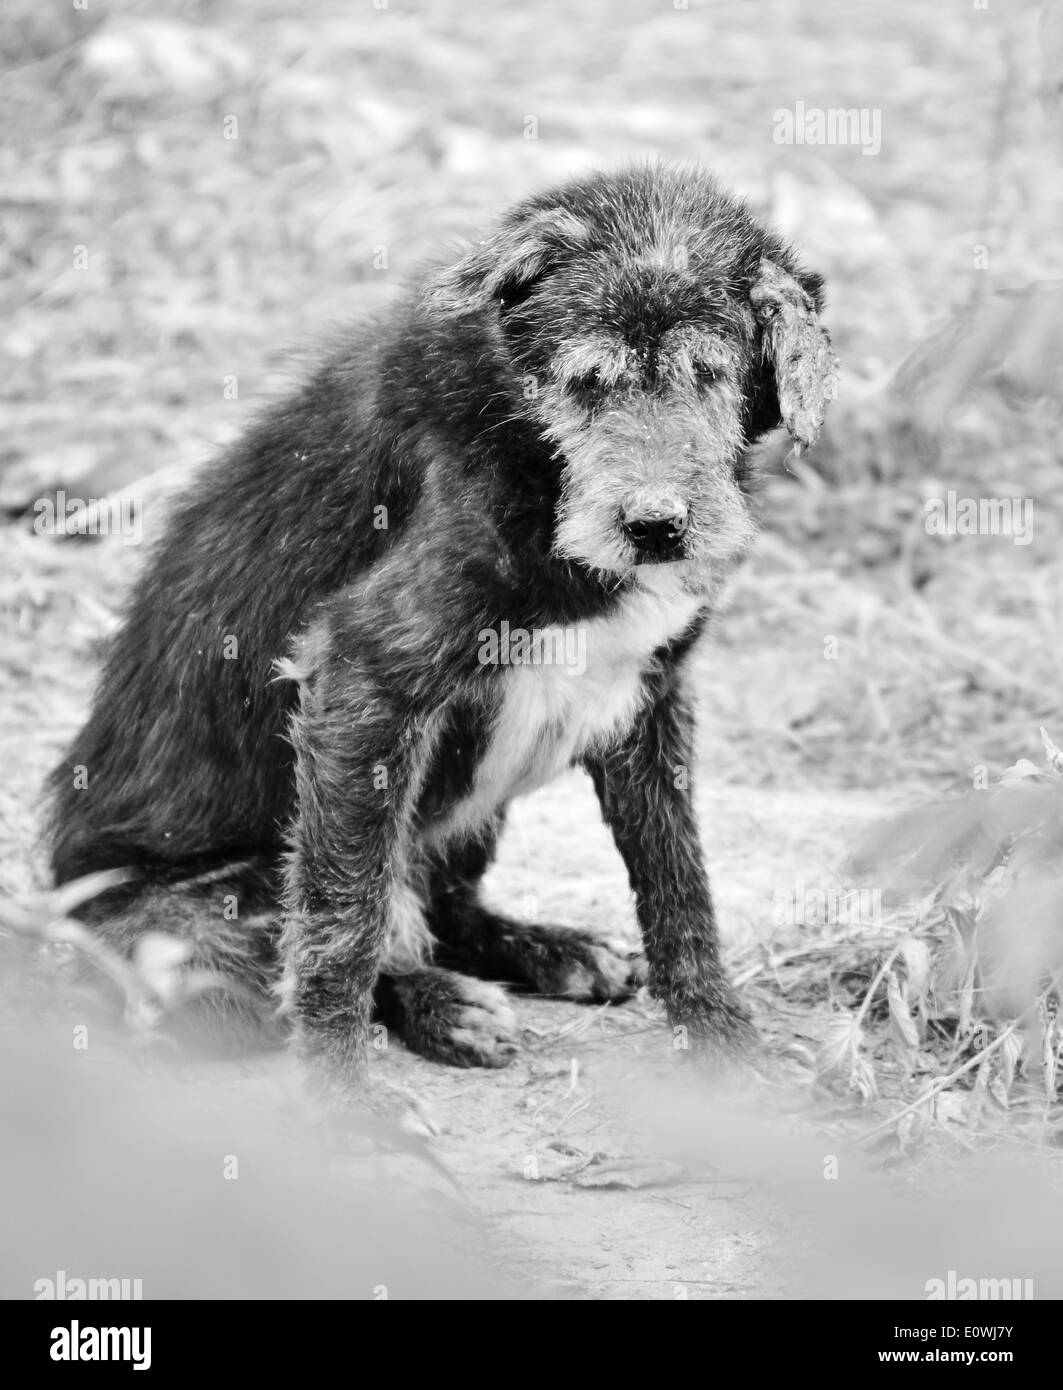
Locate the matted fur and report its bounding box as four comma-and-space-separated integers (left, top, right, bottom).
46, 163, 836, 1083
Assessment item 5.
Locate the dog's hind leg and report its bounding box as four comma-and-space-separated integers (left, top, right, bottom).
368, 862, 520, 1068
427, 818, 646, 1001
73, 857, 285, 1053
374, 966, 518, 1068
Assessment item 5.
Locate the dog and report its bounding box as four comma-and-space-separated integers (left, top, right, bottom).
47, 163, 836, 1085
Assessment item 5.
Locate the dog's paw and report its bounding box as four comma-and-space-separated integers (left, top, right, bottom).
382, 968, 520, 1068
440, 976, 520, 1067
673, 992, 761, 1075
518, 926, 647, 1002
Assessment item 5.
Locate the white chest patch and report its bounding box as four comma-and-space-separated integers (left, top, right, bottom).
431, 583, 705, 844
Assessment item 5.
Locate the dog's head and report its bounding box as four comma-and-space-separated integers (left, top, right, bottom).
425, 165, 837, 592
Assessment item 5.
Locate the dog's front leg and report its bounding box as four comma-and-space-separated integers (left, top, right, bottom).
280, 635, 439, 1089
585, 676, 756, 1056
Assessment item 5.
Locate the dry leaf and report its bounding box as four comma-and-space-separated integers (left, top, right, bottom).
887, 968, 920, 1051
572, 1157, 686, 1189
1040, 727, 1063, 777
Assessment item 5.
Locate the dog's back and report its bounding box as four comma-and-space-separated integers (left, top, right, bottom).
49, 326, 418, 885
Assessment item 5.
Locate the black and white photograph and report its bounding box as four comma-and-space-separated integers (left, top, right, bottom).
2, 0, 1062, 1337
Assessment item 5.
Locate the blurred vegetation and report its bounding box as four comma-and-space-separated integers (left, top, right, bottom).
0, 904, 520, 1299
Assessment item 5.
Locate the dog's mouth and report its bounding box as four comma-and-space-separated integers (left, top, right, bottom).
631, 554, 717, 600
630, 546, 687, 566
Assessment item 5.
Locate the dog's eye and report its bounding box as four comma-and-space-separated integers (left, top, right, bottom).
497, 274, 542, 317
694, 363, 720, 386
567, 367, 608, 398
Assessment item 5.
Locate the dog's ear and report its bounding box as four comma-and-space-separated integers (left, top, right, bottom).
424, 208, 590, 317
748, 259, 837, 449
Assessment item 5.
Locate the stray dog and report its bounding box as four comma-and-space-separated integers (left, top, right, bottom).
48, 164, 836, 1085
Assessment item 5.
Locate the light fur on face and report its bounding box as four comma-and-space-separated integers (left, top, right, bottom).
539, 373, 755, 585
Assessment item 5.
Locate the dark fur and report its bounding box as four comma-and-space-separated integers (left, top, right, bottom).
47, 164, 836, 1084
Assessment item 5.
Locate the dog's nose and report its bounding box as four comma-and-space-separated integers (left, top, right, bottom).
620, 504, 689, 557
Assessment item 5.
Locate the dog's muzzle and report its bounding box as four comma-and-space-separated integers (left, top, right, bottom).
619, 501, 689, 561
